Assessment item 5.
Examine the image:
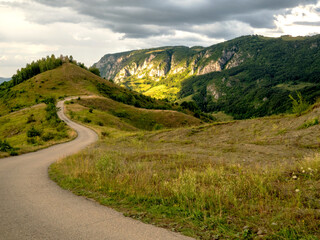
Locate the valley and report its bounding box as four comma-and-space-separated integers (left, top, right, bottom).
0, 41, 320, 239
94, 35, 320, 119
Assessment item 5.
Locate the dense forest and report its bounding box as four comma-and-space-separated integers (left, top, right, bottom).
179, 35, 320, 119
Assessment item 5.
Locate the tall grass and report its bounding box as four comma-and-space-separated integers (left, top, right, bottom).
50, 145, 320, 239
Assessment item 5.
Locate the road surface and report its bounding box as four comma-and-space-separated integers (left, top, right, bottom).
0, 98, 194, 240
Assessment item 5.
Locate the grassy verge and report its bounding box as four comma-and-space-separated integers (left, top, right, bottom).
0, 104, 75, 157
50, 105, 320, 239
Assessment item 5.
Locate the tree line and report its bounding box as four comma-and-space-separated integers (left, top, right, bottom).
11, 55, 63, 87
7, 54, 101, 89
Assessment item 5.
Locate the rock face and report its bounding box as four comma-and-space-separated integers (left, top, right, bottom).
94, 45, 241, 82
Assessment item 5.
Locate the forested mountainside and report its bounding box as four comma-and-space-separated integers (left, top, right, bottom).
94, 35, 320, 119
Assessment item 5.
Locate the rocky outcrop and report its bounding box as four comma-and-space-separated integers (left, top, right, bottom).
206, 83, 221, 100
94, 54, 128, 80
197, 47, 237, 75
198, 60, 222, 75
114, 53, 174, 82
95, 45, 241, 81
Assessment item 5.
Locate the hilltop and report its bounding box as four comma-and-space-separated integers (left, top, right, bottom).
94, 34, 320, 119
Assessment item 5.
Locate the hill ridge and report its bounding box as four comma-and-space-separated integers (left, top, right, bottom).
94, 34, 320, 119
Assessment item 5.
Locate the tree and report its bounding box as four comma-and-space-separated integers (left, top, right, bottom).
89, 67, 101, 77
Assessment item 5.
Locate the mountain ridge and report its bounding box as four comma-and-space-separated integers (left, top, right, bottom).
94, 34, 320, 119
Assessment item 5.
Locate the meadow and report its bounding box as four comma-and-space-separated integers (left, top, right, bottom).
50, 100, 320, 239
0, 104, 75, 157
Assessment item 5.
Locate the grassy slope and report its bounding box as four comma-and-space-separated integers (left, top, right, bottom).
0, 62, 201, 156
66, 97, 202, 131
50, 103, 320, 239
0, 104, 75, 157
0, 63, 106, 116
0, 63, 106, 156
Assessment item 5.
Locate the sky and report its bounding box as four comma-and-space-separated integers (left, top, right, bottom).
1, 0, 320, 77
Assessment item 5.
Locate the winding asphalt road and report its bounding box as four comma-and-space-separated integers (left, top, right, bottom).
0, 98, 194, 240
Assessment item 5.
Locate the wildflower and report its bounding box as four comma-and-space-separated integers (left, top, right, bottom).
295, 189, 300, 192
308, 168, 312, 171
302, 170, 305, 173
292, 175, 297, 179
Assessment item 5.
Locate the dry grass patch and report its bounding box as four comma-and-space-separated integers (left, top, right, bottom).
50, 106, 320, 239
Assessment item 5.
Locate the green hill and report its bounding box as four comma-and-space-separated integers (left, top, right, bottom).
94, 34, 320, 119
0, 61, 202, 156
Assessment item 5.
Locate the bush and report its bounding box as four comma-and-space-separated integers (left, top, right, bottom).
113, 110, 129, 118
27, 114, 36, 123
83, 117, 91, 123
153, 124, 164, 130
0, 139, 13, 152
42, 132, 55, 141
298, 118, 319, 129
56, 122, 66, 132
55, 131, 68, 140
101, 131, 110, 138
27, 126, 41, 137
27, 137, 37, 145
9, 150, 18, 156
289, 92, 310, 116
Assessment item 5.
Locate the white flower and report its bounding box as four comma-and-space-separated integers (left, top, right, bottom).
292, 175, 297, 179
295, 189, 300, 192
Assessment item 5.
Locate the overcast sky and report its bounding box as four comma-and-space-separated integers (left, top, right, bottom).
1, 0, 320, 77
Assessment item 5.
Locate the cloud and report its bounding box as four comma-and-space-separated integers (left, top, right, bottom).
28, 0, 318, 39
1, 0, 320, 77
294, 20, 320, 25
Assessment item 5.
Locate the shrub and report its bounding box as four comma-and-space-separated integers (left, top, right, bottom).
27, 126, 41, 137
113, 110, 129, 118
289, 92, 310, 116
9, 150, 18, 156
27, 137, 37, 145
42, 132, 55, 142
83, 117, 91, 123
298, 118, 319, 129
0, 139, 13, 152
101, 131, 110, 137
153, 124, 164, 130
27, 114, 36, 123
56, 122, 66, 132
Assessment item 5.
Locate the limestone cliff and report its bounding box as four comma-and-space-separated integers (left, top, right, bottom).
94, 45, 241, 82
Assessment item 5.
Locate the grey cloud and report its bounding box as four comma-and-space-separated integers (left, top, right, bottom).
190, 21, 254, 39
294, 21, 320, 26
29, 0, 320, 39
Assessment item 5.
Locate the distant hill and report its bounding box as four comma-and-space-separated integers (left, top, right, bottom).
0, 77, 10, 84
94, 35, 320, 119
